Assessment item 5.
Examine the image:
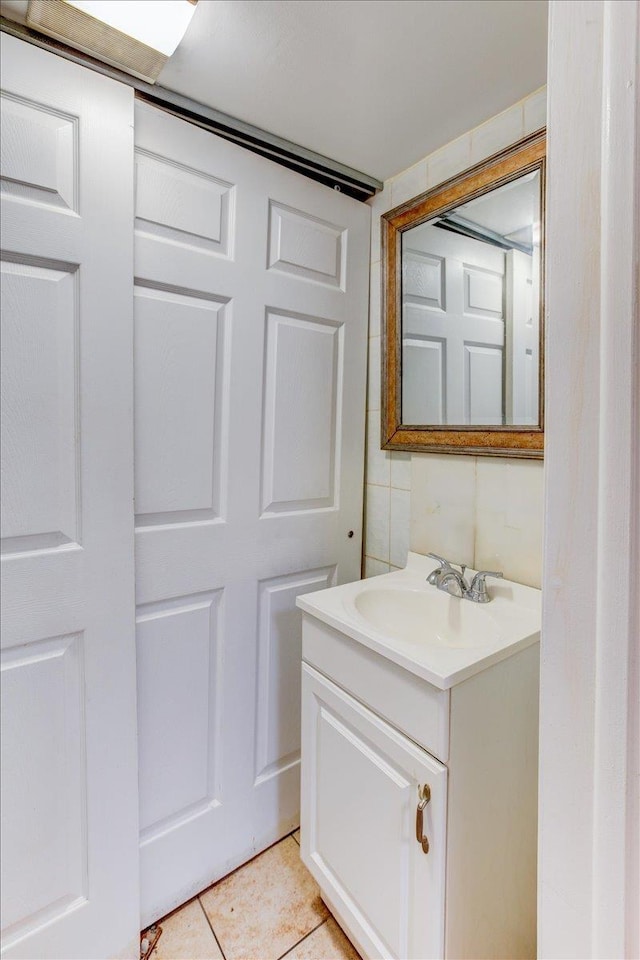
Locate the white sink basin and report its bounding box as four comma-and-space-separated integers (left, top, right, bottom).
353, 586, 502, 649
296, 552, 541, 689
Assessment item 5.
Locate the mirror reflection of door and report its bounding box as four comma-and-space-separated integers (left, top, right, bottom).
401, 170, 540, 427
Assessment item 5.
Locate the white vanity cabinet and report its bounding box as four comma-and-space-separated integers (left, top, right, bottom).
301, 662, 448, 959
299, 587, 540, 960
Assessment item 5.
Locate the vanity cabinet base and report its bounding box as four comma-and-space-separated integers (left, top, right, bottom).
300, 618, 539, 960
301, 664, 447, 960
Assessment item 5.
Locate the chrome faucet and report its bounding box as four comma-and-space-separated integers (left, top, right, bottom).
427, 553, 503, 603
427, 554, 468, 597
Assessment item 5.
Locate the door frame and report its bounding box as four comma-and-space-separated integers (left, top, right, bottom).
539, 2, 639, 956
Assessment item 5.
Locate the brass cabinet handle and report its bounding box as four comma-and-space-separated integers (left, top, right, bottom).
416, 783, 431, 854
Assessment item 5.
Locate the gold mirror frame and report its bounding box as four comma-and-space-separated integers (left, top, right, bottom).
381, 131, 546, 458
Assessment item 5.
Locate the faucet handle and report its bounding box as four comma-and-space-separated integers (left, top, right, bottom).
426, 553, 449, 585
427, 553, 467, 585
467, 570, 503, 602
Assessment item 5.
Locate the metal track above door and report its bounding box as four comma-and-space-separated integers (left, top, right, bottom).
0, 17, 383, 202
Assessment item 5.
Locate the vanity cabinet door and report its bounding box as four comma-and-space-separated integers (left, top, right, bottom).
301, 664, 447, 960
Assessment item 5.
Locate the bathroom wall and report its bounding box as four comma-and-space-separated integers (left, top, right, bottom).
364, 88, 546, 588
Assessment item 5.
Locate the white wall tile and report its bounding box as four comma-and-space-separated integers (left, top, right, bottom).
470, 105, 524, 164
367, 336, 381, 412
364, 556, 391, 578
368, 184, 392, 264
410, 454, 477, 565
369, 260, 381, 337
366, 412, 390, 487
390, 488, 410, 568
390, 452, 411, 490
390, 160, 428, 208
474, 458, 544, 588
427, 134, 471, 188
523, 86, 547, 135
365, 483, 390, 562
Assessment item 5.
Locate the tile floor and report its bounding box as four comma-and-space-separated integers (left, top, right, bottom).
143, 830, 362, 960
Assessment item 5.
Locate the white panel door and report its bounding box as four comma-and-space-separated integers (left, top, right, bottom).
133, 102, 370, 924
0, 36, 139, 960
301, 664, 447, 960
402, 225, 505, 425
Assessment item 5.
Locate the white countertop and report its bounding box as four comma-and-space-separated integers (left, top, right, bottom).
296, 552, 541, 690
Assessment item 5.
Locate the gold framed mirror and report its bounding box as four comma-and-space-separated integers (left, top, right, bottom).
381, 131, 545, 457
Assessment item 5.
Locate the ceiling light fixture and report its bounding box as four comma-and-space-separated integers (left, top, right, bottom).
26, 0, 197, 83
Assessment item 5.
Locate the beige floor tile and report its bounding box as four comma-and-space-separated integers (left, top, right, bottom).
292, 828, 301, 845
152, 898, 223, 960
281, 918, 362, 960
200, 837, 328, 960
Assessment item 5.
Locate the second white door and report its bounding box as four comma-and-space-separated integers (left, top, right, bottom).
402, 224, 506, 425
133, 102, 370, 924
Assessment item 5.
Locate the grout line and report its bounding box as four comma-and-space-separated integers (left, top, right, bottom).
275, 918, 329, 960
198, 898, 227, 960
364, 555, 390, 569
364, 552, 389, 565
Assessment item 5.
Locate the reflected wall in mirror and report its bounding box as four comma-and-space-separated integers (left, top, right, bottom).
382, 132, 545, 457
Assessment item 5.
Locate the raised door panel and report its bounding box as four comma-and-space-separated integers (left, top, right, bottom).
0, 635, 86, 943
316, 709, 411, 956
134, 286, 229, 524
261, 310, 342, 514
137, 591, 223, 839
0, 94, 77, 211
254, 568, 336, 787
135, 149, 233, 257
402, 250, 444, 310
463, 265, 504, 318
464, 344, 504, 424
402, 338, 446, 424
268, 201, 345, 288
1, 261, 79, 552
301, 664, 447, 960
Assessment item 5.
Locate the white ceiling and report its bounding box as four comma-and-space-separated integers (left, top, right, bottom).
161, 0, 548, 180
1, 0, 548, 181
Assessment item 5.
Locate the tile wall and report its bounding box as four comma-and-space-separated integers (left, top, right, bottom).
363, 88, 546, 588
